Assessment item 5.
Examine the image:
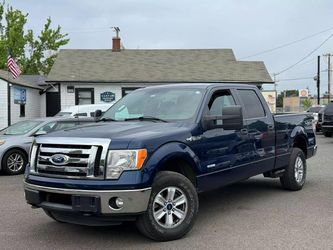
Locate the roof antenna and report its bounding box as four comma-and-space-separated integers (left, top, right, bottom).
111, 27, 120, 38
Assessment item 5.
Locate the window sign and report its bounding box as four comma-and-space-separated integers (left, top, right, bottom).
14, 87, 26, 104
100, 91, 115, 102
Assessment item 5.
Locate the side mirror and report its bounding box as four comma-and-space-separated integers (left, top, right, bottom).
33, 131, 47, 137
94, 109, 103, 121
203, 105, 243, 130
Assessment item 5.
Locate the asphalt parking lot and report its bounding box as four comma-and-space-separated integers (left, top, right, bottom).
0, 134, 332, 250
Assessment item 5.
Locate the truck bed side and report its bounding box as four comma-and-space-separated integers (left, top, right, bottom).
273, 113, 316, 169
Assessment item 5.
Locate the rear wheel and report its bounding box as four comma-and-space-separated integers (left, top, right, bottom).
136, 171, 198, 241
323, 132, 332, 137
280, 148, 306, 191
1, 149, 27, 175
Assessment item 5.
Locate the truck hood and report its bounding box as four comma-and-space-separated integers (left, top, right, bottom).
43, 121, 194, 150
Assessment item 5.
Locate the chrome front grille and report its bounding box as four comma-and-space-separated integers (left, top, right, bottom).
30, 137, 111, 179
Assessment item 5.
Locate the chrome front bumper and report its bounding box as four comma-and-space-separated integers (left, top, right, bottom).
24, 182, 151, 214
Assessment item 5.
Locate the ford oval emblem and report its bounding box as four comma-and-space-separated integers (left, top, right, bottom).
50, 154, 69, 166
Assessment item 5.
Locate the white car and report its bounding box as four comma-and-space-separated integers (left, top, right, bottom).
56, 104, 114, 118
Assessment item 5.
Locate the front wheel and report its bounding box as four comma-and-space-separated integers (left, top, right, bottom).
136, 171, 199, 241
280, 148, 306, 191
1, 149, 27, 175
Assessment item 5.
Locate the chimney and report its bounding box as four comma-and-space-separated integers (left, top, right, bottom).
112, 27, 121, 52
112, 37, 121, 52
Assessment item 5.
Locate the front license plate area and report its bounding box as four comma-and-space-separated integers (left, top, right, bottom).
72, 195, 101, 213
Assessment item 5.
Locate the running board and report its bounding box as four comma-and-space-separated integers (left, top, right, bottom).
263, 169, 286, 178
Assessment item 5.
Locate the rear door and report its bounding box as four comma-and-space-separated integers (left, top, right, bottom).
236, 88, 275, 173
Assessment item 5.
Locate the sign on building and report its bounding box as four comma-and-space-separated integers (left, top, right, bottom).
262, 91, 276, 113
14, 87, 26, 104
299, 89, 309, 98
100, 91, 115, 102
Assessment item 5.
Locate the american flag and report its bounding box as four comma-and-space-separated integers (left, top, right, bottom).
7, 53, 22, 79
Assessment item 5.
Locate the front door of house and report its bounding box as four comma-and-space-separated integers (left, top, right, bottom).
46, 92, 60, 117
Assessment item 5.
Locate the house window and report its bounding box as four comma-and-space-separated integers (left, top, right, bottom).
20, 104, 25, 117
122, 87, 141, 97
75, 88, 95, 105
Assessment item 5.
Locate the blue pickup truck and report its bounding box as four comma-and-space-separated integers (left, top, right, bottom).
24, 84, 317, 241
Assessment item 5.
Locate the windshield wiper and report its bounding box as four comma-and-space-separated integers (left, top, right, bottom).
98, 117, 117, 122
124, 116, 168, 123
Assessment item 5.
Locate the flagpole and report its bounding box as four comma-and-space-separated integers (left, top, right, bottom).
7, 67, 11, 127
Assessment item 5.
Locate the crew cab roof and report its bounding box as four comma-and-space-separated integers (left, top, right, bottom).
137, 83, 259, 91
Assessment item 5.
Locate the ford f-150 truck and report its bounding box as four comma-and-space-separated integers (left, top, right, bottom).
24, 84, 317, 241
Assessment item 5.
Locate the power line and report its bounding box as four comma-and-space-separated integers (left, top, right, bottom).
277, 76, 314, 82
276, 34, 333, 75
240, 27, 333, 59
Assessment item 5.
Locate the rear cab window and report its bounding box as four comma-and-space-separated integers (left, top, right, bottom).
237, 89, 265, 119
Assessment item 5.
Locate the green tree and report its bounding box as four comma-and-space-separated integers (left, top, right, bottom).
0, 3, 69, 75
302, 98, 312, 110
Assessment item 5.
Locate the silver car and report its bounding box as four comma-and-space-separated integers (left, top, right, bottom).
0, 117, 94, 175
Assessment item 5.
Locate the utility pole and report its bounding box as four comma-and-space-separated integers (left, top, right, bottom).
317, 55, 320, 105
324, 53, 332, 102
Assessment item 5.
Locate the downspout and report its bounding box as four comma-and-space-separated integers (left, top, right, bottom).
7, 81, 11, 126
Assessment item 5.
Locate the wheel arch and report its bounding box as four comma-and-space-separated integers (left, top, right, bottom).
292, 134, 308, 158
143, 142, 202, 187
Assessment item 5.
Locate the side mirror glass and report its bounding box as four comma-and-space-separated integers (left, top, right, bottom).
203, 105, 243, 130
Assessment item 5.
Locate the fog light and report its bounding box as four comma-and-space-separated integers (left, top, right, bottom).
116, 198, 124, 208
109, 197, 124, 209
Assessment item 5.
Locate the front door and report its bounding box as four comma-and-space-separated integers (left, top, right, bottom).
46, 92, 60, 117
193, 88, 250, 192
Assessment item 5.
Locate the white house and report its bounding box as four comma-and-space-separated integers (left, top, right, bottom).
0, 70, 46, 129
42, 37, 273, 116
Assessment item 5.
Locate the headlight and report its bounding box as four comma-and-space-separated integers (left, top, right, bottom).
106, 149, 147, 179
0, 140, 5, 146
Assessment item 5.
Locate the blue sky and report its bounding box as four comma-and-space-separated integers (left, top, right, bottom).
6, 0, 333, 95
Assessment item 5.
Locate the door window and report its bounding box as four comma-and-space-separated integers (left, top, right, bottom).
208, 90, 236, 116
238, 90, 265, 119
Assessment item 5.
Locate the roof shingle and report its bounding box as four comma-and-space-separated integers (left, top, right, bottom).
47, 49, 273, 83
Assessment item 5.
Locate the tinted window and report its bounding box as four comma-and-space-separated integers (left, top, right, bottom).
208, 90, 235, 116
238, 89, 265, 119
307, 107, 322, 113
37, 122, 57, 133
325, 103, 333, 113
53, 122, 78, 130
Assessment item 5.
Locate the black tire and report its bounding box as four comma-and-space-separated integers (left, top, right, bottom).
323, 132, 332, 137
1, 149, 27, 175
136, 171, 199, 241
43, 209, 63, 223
280, 148, 306, 191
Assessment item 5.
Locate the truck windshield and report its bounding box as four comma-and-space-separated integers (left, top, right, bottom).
102, 87, 204, 122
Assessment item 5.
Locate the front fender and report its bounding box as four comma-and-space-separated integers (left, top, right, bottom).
141, 142, 202, 185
